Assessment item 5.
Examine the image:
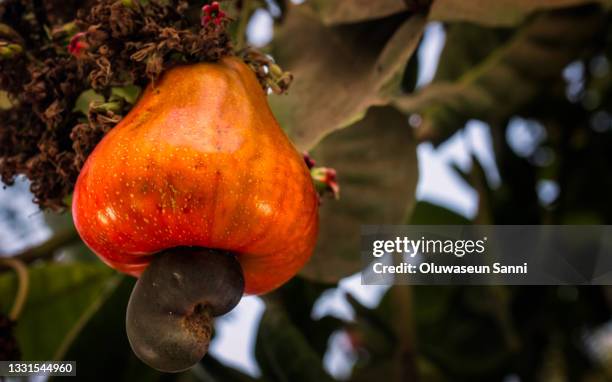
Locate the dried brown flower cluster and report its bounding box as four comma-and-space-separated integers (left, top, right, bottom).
0, 0, 233, 210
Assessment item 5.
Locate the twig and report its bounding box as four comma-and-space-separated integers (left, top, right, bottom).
235, 0, 252, 51
390, 285, 419, 382
0, 257, 29, 320
0, 227, 80, 271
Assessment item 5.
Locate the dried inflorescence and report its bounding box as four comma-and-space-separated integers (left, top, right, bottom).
75, 0, 232, 88
240, 47, 293, 94
0, 0, 233, 210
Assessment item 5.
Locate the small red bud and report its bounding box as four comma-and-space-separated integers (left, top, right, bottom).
303, 152, 316, 169
311, 166, 340, 200
68, 32, 88, 57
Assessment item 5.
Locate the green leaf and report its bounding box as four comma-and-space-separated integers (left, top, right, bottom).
270, 6, 425, 150
304, 0, 410, 25
300, 106, 418, 283
429, 0, 612, 26
409, 201, 471, 225
296, 0, 612, 27
393, 6, 606, 144
272, 277, 342, 356
58, 277, 165, 381
256, 298, 334, 382
111, 85, 142, 105
200, 356, 263, 382
0, 262, 117, 360
412, 286, 515, 379
73, 89, 105, 115
427, 24, 511, 84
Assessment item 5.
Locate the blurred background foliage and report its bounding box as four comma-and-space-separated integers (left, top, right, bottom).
2, 0, 612, 381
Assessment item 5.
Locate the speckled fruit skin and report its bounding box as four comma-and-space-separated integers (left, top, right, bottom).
72, 56, 319, 295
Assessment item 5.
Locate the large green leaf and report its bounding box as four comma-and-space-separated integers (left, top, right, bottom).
0, 262, 118, 360
56, 276, 162, 381
255, 297, 334, 382
272, 277, 342, 357
300, 106, 418, 283
303, 0, 410, 25
292, 0, 612, 28
290, 0, 611, 27
270, 6, 425, 150
393, 6, 606, 144
427, 24, 511, 84
412, 286, 516, 379
429, 0, 612, 26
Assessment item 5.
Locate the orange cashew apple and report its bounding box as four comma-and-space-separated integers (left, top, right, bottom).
71, 56, 319, 371
72, 56, 319, 295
